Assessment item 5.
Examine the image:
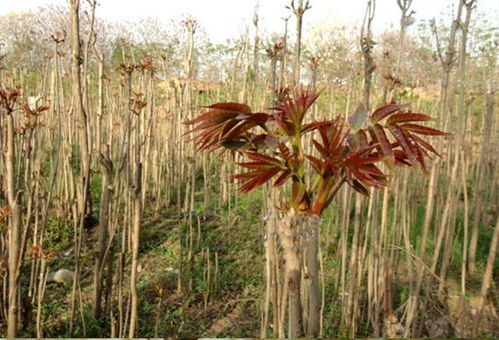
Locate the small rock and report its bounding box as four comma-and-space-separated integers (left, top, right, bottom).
165, 266, 179, 274
47, 269, 74, 284
426, 317, 453, 338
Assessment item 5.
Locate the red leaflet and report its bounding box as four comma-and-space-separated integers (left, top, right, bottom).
234, 167, 281, 193
272, 112, 294, 136
274, 169, 292, 187
314, 117, 347, 159
365, 102, 449, 172
301, 120, 332, 134
22, 104, 49, 116
343, 146, 387, 189
203, 102, 252, 113
394, 149, 412, 166
371, 103, 407, 123
368, 124, 394, 164
309, 117, 348, 177
413, 142, 429, 174
0, 88, 20, 113
401, 123, 451, 136
305, 154, 323, 174
387, 113, 435, 124
271, 88, 320, 134
410, 134, 441, 157
184, 102, 271, 151
387, 123, 417, 163
350, 179, 370, 196
234, 152, 286, 192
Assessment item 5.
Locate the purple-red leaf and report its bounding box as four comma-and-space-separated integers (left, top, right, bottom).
401, 123, 451, 136
203, 102, 252, 113
271, 88, 320, 134
185, 102, 272, 151
301, 121, 332, 133
368, 124, 394, 164
350, 179, 370, 196
387, 113, 435, 124
387, 124, 417, 163
371, 103, 408, 123
238, 167, 281, 193
410, 134, 441, 157
274, 169, 292, 187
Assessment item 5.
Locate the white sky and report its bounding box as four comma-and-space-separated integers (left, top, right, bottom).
1, 0, 498, 43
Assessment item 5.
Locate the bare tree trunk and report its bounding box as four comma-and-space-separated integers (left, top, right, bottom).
69, 0, 91, 333
469, 90, 495, 272
6, 103, 21, 338
278, 213, 304, 338
91, 54, 109, 319
239, 27, 250, 103
395, 0, 414, 73
253, 3, 260, 81
261, 191, 280, 337
473, 217, 499, 334
361, 0, 376, 109
93, 149, 113, 319
290, 0, 311, 86
279, 16, 290, 89
303, 215, 320, 337
391, 0, 414, 102
128, 163, 142, 337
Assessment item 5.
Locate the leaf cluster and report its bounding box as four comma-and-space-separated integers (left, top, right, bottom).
185, 89, 450, 215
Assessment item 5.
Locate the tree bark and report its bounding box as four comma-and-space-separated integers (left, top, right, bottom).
69, 0, 91, 332
278, 213, 321, 338
469, 90, 495, 272
128, 163, 142, 337
473, 217, 499, 334
361, 0, 376, 109
92, 149, 113, 319
279, 16, 290, 89
278, 213, 304, 338
290, 0, 310, 86
6, 112, 21, 338
303, 215, 320, 337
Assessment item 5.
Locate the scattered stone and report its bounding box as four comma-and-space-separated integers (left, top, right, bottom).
165, 266, 179, 274
47, 268, 74, 284
426, 317, 453, 338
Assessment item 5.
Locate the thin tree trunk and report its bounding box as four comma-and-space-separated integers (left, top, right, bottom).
473, 217, 499, 334
93, 149, 113, 318
253, 3, 260, 81
279, 16, 290, 89
304, 215, 320, 337
278, 213, 304, 338
128, 163, 142, 337
469, 90, 495, 272
69, 0, 91, 333
290, 0, 310, 86
361, 0, 376, 109
6, 110, 21, 338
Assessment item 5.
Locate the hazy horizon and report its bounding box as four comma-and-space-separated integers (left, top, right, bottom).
1, 0, 497, 43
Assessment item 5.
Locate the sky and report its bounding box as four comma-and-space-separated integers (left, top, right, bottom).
1, 0, 497, 43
